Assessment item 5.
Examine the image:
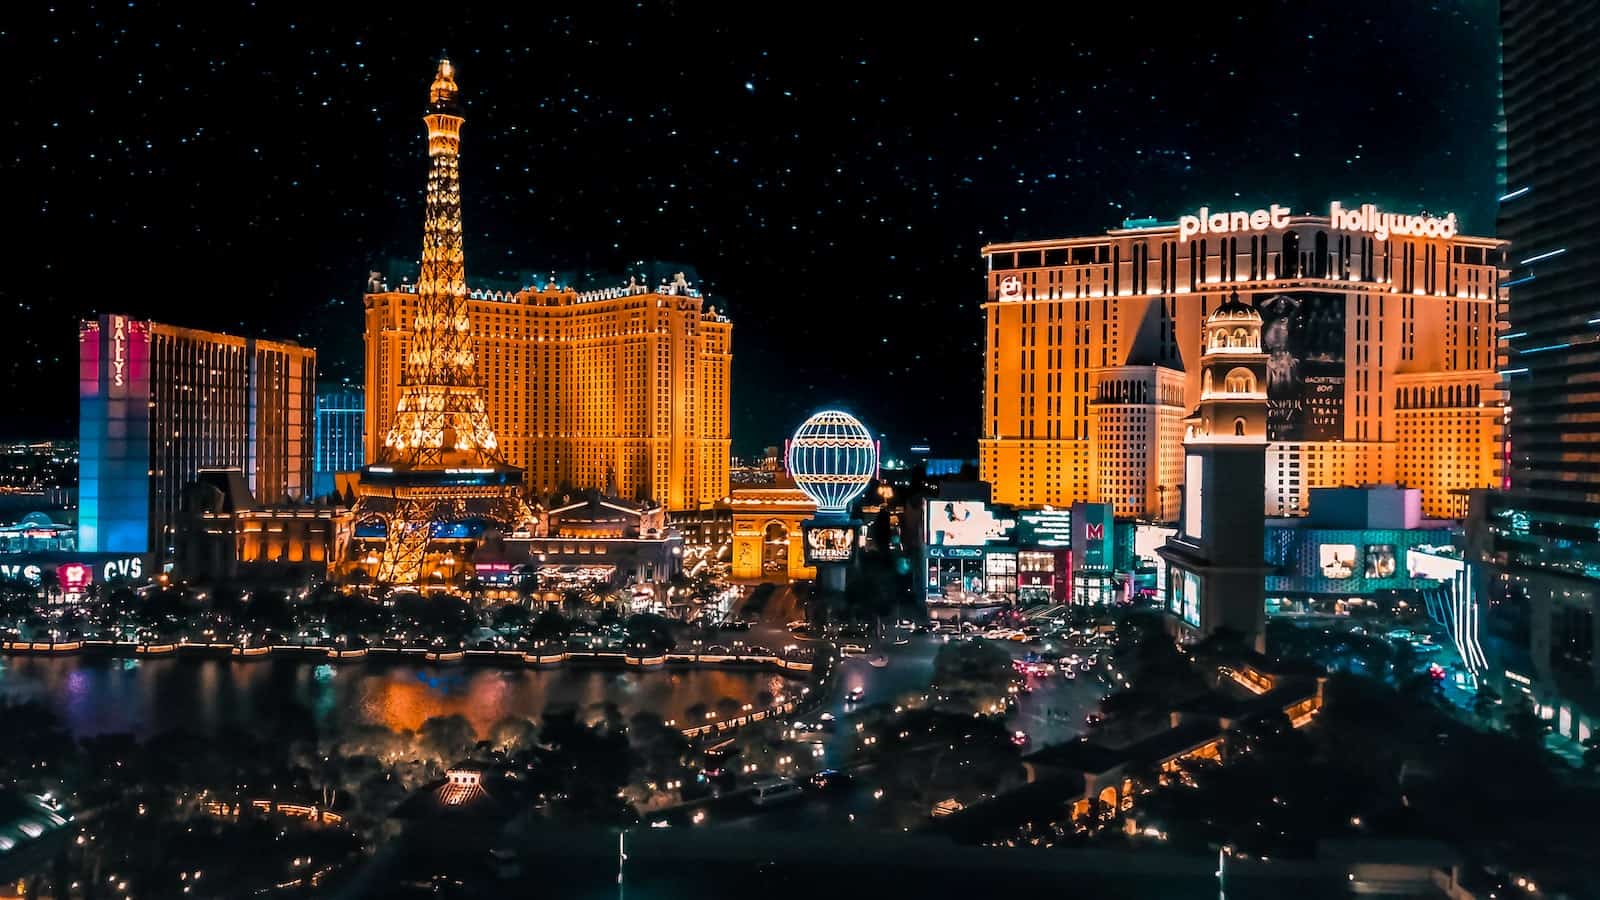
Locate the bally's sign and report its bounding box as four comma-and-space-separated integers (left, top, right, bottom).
1178, 202, 1458, 243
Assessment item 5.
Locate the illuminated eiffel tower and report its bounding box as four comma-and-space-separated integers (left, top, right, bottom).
355, 58, 531, 586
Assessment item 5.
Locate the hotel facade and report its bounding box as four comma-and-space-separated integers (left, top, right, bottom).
363, 275, 731, 513
980, 202, 1505, 522
78, 314, 316, 559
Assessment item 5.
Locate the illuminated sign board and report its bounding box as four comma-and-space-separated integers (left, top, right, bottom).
1071, 501, 1114, 570
928, 547, 984, 559
925, 500, 1014, 548
1017, 509, 1072, 547
112, 315, 128, 387
803, 524, 857, 565
0, 555, 145, 588
1177, 202, 1458, 243
58, 562, 93, 593
0, 564, 42, 585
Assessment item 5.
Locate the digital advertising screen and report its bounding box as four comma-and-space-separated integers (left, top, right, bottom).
803, 524, 857, 564
926, 500, 1013, 547
1364, 544, 1398, 579
1257, 292, 1346, 442
1169, 567, 1202, 628
1319, 543, 1358, 579
1016, 509, 1072, 547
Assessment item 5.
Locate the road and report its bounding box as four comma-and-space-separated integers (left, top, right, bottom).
668, 620, 1113, 832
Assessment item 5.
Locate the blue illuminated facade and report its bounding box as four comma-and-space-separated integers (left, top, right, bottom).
314, 386, 364, 498
78, 315, 151, 554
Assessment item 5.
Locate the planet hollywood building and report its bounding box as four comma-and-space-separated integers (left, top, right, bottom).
980, 202, 1505, 522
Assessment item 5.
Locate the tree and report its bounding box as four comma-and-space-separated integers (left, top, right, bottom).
625, 613, 676, 652
1470, 683, 1500, 724
628, 711, 689, 788
1504, 698, 1548, 748
537, 707, 634, 824
418, 714, 477, 764
1582, 733, 1600, 773
488, 715, 540, 754
530, 608, 570, 641
0, 700, 73, 784
491, 602, 531, 631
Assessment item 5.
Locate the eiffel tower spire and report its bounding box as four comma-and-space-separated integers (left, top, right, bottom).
377, 57, 503, 466
355, 59, 530, 585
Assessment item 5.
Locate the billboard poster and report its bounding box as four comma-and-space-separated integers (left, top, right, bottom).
1257, 292, 1345, 441
803, 524, 857, 565
1169, 566, 1202, 628
1364, 544, 1398, 579
926, 500, 1014, 547
1319, 544, 1358, 579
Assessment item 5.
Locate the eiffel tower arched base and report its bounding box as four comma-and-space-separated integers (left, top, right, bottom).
353, 466, 532, 586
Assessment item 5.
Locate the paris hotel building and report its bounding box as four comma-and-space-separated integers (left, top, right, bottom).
980, 203, 1506, 521
363, 277, 731, 512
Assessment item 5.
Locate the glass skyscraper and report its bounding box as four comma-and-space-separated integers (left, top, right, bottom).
1472, 0, 1600, 747
313, 386, 364, 499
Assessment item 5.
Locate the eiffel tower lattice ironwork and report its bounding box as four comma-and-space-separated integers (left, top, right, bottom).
354, 58, 531, 586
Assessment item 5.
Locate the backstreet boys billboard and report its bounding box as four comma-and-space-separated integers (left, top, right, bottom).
1257, 292, 1345, 441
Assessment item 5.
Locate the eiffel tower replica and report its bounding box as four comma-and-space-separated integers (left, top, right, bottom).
355, 58, 531, 586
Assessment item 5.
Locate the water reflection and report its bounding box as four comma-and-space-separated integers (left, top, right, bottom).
0, 657, 796, 739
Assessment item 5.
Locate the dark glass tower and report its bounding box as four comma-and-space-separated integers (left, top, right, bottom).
1476, 0, 1600, 743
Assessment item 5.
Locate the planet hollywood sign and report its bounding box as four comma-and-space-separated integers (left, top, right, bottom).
1177, 202, 1458, 243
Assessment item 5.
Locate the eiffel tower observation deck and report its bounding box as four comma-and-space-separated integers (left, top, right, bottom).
354, 58, 531, 586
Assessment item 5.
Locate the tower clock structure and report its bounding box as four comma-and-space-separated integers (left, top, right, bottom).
1158, 293, 1272, 650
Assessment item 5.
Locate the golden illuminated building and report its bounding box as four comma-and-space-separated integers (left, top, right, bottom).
178, 467, 352, 581
729, 480, 816, 581
353, 58, 532, 585
981, 204, 1505, 520
365, 275, 732, 513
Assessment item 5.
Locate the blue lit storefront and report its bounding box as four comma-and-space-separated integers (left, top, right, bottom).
1258, 524, 1488, 690
1263, 524, 1457, 616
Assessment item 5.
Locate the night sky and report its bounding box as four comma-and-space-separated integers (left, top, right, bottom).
9, 2, 1500, 455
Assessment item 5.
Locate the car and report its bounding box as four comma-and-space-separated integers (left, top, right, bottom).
840, 643, 869, 655
1084, 713, 1104, 728
751, 777, 806, 806
808, 769, 855, 792
845, 686, 866, 703
1011, 730, 1030, 747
